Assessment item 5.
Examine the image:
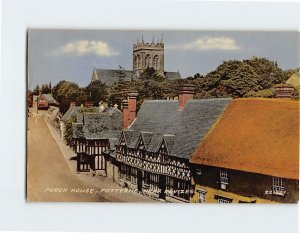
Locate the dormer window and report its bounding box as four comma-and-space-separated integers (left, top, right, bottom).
272, 177, 285, 196
220, 170, 228, 190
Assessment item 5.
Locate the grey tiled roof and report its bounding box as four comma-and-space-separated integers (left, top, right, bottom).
123, 98, 231, 159
163, 134, 175, 154
93, 69, 135, 86
72, 107, 122, 140
109, 138, 119, 151
140, 132, 153, 150
92, 69, 181, 86
33, 94, 57, 104
43, 94, 56, 102
61, 106, 80, 122
164, 71, 182, 80
122, 130, 135, 145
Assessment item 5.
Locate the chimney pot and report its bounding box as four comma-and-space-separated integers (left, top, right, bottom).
178, 84, 195, 109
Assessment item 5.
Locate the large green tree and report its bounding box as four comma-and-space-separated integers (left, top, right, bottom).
52, 81, 88, 113
189, 57, 296, 98
85, 80, 108, 106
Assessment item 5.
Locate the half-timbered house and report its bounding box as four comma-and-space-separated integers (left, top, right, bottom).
111, 85, 231, 202
72, 106, 122, 175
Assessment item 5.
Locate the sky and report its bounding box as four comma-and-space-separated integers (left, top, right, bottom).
27, 30, 299, 90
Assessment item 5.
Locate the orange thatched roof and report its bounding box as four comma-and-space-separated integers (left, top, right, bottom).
191, 98, 299, 180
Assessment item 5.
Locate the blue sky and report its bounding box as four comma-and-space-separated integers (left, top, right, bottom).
28, 30, 299, 90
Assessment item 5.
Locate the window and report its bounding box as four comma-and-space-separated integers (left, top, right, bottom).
197, 189, 206, 203
220, 170, 228, 184
217, 198, 232, 204
215, 195, 232, 203
153, 55, 159, 70
220, 170, 228, 190
137, 55, 141, 67
145, 54, 151, 67
272, 177, 285, 195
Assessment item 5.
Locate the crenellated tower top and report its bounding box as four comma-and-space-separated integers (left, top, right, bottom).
133, 36, 164, 77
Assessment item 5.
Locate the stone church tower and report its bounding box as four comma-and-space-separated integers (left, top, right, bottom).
133, 36, 164, 77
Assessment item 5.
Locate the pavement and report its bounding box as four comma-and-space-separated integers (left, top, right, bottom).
27, 108, 157, 202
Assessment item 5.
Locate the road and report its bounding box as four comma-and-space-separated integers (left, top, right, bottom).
27, 111, 108, 202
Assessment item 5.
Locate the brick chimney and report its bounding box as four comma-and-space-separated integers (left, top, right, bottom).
178, 84, 195, 109
122, 100, 129, 128
275, 84, 293, 99
122, 92, 138, 128
70, 102, 76, 107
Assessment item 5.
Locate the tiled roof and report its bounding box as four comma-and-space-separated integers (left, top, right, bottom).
43, 94, 56, 102
61, 106, 80, 122
92, 69, 181, 85
123, 98, 231, 159
73, 107, 122, 140
190, 98, 299, 180
164, 71, 182, 80
93, 69, 135, 86
140, 132, 153, 150
33, 94, 57, 103
163, 134, 175, 154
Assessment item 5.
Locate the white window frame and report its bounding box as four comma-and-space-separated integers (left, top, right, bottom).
220, 169, 228, 184
197, 189, 206, 203
272, 176, 285, 196
217, 198, 232, 204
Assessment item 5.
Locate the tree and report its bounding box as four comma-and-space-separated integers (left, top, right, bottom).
64, 116, 76, 145
85, 80, 108, 106
52, 81, 88, 113
140, 67, 164, 82
188, 57, 295, 99
32, 85, 40, 95
245, 88, 275, 98
42, 83, 51, 94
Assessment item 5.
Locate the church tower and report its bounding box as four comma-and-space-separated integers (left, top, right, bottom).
132, 36, 164, 77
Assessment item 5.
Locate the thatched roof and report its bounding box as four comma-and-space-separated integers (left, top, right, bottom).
190, 98, 299, 180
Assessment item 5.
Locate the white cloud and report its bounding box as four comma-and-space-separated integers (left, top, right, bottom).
168, 37, 240, 51
54, 40, 119, 56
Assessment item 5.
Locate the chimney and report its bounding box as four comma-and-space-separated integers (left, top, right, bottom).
178, 84, 195, 109
70, 102, 76, 107
122, 92, 138, 128
122, 100, 129, 128
275, 84, 293, 99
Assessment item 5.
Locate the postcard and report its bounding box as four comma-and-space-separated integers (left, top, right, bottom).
27, 30, 299, 203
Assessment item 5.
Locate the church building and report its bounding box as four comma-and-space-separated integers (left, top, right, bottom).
91, 37, 181, 85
